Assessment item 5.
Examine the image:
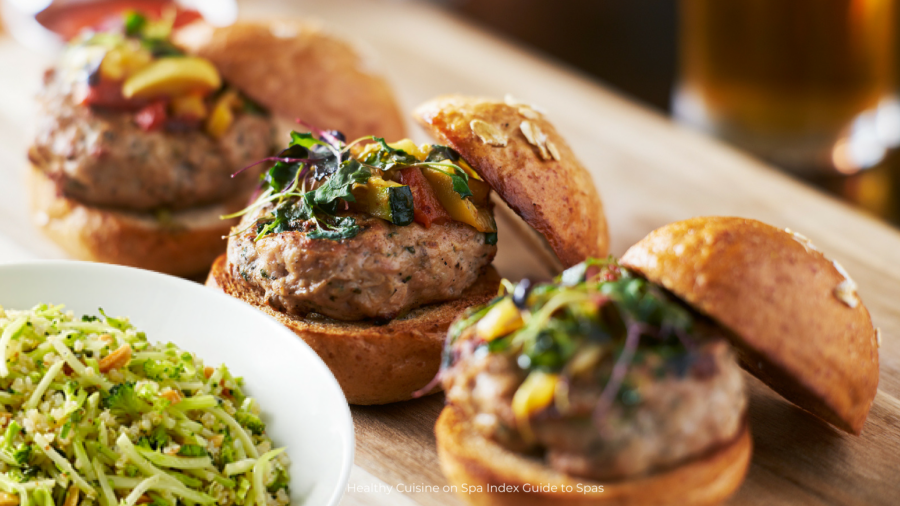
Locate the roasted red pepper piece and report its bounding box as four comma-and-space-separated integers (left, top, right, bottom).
397, 167, 452, 228
81, 79, 146, 110
134, 100, 168, 132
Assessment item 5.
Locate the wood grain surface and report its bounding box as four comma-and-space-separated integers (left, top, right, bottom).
0, 0, 898, 505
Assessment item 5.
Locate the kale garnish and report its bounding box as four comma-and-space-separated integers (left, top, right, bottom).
364, 138, 419, 170
256, 159, 371, 241
121, 11, 184, 56
230, 129, 481, 241
264, 131, 337, 192
124, 11, 147, 36
425, 145, 461, 163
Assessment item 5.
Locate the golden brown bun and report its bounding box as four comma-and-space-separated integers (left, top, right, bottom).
173, 20, 406, 141
206, 254, 501, 405
414, 95, 608, 268
621, 216, 879, 435
29, 164, 242, 278
436, 405, 751, 506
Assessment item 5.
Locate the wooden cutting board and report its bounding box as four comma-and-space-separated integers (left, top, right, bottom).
0, 1, 898, 505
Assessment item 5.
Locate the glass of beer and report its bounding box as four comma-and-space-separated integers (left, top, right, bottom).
674, 0, 898, 176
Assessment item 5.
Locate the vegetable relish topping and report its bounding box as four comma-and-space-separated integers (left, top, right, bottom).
0, 305, 289, 506
66, 11, 264, 136
444, 257, 702, 434
226, 128, 497, 242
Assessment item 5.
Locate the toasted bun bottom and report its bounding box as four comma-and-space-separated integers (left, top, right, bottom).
206, 254, 501, 405
29, 164, 244, 278
435, 405, 751, 506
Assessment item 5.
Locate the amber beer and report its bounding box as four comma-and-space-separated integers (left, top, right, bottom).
675, 0, 896, 174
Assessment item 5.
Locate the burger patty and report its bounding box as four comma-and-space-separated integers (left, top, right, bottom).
443, 336, 746, 481
28, 68, 274, 212
227, 207, 498, 321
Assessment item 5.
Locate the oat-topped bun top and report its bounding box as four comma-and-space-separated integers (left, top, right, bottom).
621, 216, 879, 435
414, 95, 608, 268
173, 20, 406, 140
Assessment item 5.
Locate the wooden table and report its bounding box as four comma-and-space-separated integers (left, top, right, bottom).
1, 1, 899, 505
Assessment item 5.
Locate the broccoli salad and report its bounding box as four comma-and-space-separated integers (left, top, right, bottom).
0, 304, 290, 506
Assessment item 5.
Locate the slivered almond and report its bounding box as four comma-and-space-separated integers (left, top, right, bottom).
520, 120, 551, 160
518, 107, 540, 120
0, 492, 19, 506
63, 486, 79, 506
470, 119, 508, 146
161, 389, 183, 405
832, 260, 860, 308
99, 344, 132, 373
136, 495, 154, 504
209, 434, 225, 448
204, 366, 215, 379
546, 140, 561, 161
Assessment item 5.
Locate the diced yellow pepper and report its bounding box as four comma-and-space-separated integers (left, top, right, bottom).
388, 139, 429, 161
0, 491, 18, 506
122, 57, 221, 99
205, 95, 234, 139
350, 177, 414, 225
457, 158, 483, 181
421, 168, 496, 232
567, 344, 605, 377
512, 371, 560, 441
100, 44, 153, 81
475, 298, 524, 341
170, 93, 208, 120
467, 177, 491, 206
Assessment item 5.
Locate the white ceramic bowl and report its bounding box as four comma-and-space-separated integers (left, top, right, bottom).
0, 260, 353, 506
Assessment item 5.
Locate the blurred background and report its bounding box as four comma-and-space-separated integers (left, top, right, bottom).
3, 0, 900, 224
442, 0, 900, 225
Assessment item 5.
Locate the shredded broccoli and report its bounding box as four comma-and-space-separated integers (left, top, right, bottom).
236, 476, 252, 502
148, 492, 173, 506
138, 426, 169, 451
143, 358, 185, 381
267, 464, 290, 493
178, 444, 208, 457
219, 432, 237, 466
98, 308, 130, 331
0, 303, 290, 505
102, 382, 152, 418
0, 420, 31, 466
235, 411, 266, 436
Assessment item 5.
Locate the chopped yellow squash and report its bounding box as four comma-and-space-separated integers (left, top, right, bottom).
122, 57, 221, 99
567, 344, 605, 377
512, 371, 560, 440
421, 168, 496, 232
0, 491, 18, 506
100, 44, 153, 81
170, 93, 208, 120
467, 177, 491, 206
350, 177, 414, 225
387, 139, 429, 161
457, 158, 483, 181
205, 98, 234, 139
204, 90, 240, 138
475, 298, 524, 341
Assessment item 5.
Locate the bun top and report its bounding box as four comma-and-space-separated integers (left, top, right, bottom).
173, 20, 406, 141
413, 95, 609, 268
621, 216, 879, 434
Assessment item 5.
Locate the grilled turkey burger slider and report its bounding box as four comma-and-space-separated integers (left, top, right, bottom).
207, 95, 609, 404
28, 15, 404, 276
437, 217, 878, 505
